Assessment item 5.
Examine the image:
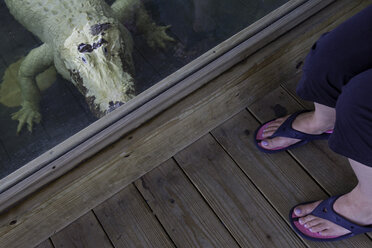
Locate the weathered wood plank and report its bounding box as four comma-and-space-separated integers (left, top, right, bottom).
135, 159, 239, 248
94, 184, 175, 248
34, 239, 54, 248
50, 211, 113, 248
280, 72, 314, 109
211, 108, 372, 247
248, 86, 357, 195
174, 134, 305, 247
0, 1, 369, 247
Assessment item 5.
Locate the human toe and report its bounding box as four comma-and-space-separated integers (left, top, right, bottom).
260, 138, 274, 148
303, 217, 322, 229
261, 129, 276, 138
298, 214, 316, 225
309, 223, 328, 233
261, 136, 291, 149
294, 201, 322, 217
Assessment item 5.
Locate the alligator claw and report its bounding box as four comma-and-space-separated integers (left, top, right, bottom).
146, 25, 175, 49
11, 103, 41, 134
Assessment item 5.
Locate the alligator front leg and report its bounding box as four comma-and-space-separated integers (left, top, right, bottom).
12, 43, 54, 133
111, 0, 175, 49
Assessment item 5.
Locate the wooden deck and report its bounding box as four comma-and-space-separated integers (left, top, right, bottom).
34, 74, 372, 247
2, 0, 372, 247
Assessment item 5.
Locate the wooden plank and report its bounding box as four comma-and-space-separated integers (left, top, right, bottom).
135, 159, 239, 248
34, 239, 54, 248
94, 184, 175, 248
0, 0, 311, 198
281, 72, 314, 109
248, 86, 357, 195
0, 1, 368, 247
174, 134, 305, 247
50, 211, 113, 248
211, 108, 372, 247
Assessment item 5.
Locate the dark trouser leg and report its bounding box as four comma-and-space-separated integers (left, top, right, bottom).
329, 69, 372, 167
296, 5, 372, 108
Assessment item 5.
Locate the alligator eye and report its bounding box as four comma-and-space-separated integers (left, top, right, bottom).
103, 47, 108, 54
82, 56, 87, 63
78, 43, 93, 53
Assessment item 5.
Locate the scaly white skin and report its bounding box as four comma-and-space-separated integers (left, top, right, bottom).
4, 0, 174, 133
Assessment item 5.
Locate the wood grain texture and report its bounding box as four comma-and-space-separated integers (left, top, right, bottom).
211, 108, 372, 247
280, 72, 314, 109
0, 1, 369, 247
248, 86, 358, 196
174, 134, 305, 247
34, 239, 54, 248
51, 211, 113, 248
94, 184, 174, 248
135, 159, 239, 248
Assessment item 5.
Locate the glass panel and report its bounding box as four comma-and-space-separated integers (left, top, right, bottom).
0, 0, 288, 179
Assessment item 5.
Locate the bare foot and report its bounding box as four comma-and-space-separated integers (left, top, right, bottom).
260, 111, 331, 149
294, 190, 372, 237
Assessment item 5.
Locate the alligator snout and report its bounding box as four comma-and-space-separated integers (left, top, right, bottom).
107, 101, 124, 113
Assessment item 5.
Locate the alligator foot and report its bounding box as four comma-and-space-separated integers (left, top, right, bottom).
11, 101, 41, 133
145, 25, 175, 49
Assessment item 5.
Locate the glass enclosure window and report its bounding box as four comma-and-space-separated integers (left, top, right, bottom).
0, 0, 288, 179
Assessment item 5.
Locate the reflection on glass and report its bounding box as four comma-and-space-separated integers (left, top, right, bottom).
0, 0, 288, 179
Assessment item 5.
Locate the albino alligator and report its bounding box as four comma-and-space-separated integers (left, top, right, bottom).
4, 0, 174, 133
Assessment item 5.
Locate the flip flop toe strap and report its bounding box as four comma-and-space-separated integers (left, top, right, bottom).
270, 111, 330, 141
311, 196, 372, 235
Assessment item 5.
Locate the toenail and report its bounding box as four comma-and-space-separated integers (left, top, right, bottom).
294, 208, 301, 215
299, 219, 304, 224
304, 224, 308, 228
262, 141, 268, 146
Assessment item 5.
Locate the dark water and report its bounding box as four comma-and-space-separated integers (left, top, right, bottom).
0, 0, 288, 179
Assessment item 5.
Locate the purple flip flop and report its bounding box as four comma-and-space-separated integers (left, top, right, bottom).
254, 110, 333, 153
289, 196, 372, 241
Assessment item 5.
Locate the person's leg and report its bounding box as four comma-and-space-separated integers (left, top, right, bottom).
292, 68, 372, 237
260, 102, 335, 149
258, 5, 372, 151
294, 159, 372, 236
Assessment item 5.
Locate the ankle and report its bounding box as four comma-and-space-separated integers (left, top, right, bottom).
311, 113, 334, 132
349, 184, 372, 205
294, 112, 328, 134
343, 187, 372, 217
